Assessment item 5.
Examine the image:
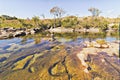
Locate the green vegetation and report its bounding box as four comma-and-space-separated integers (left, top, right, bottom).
0, 7, 119, 31
0, 6, 119, 80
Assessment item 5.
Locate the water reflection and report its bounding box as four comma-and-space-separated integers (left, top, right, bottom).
0, 31, 119, 54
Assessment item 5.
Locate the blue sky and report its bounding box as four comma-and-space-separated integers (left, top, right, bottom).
0, 0, 120, 19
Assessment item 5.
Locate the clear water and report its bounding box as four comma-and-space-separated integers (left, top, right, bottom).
0, 32, 119, 54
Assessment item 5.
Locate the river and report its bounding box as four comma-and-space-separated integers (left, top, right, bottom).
0, 32, 119, 80
0, 32, 118, 54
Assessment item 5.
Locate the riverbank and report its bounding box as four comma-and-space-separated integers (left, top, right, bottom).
0, 27, 41, 39
0, 26, 118, 40
48, 27, 118, 33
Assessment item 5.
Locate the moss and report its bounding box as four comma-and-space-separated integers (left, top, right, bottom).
12, 55, 33, 70
51, 62, 66, 75
96, 39, 107, 45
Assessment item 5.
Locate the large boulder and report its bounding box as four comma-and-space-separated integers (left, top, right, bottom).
14, 31, 26, 37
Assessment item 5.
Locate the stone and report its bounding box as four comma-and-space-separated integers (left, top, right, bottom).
14, 31, 26, 37
77, 53, 89, 73
8, 33, 14, 38
30, 29, 36, 34
101, 44, 109, 48
94, 44, 101, 48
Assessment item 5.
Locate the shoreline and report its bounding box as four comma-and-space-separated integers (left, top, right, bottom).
0, 27, 118, 39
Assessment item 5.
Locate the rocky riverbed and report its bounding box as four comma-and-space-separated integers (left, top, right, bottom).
0, 39, 119, 80
0, 27, 42, 39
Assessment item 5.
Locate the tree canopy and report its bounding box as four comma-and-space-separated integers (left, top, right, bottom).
88, 7, 101, 17
50, 6, 65, 18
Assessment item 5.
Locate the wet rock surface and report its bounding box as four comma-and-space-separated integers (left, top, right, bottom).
0, 40, 119, 80
0, 57, 7, 62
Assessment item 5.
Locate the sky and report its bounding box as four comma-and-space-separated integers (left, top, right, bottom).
0, 0, 120, 19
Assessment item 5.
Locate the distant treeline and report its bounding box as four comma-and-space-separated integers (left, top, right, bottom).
0, 15, 119, 31
0, 6, 120, 31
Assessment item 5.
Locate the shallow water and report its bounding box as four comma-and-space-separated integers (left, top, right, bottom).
0, 32, 118, 54
0, 32, 119, 80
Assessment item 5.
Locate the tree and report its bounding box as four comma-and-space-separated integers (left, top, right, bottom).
88, 7, 101, 17
50, 6, 65, 28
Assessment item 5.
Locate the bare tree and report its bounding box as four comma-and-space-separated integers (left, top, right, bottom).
50, 6, 65, 28
88, 7, 101, 17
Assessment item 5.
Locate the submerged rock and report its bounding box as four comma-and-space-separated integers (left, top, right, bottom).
77, 40, 120, 80
29, 67, 35, 73
0, 41, 119, 80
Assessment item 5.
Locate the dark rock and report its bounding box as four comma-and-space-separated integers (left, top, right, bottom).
8, 33, 14, 38
3, 28, 9, 31
33, 28, 40, 33
14, 31, 26, 37
87, 66, 92, 71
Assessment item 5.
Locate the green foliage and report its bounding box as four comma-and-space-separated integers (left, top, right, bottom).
0, 20, 22, 28
61, 16, 78, 28
0, 15, 119, 32
50, 6, 65, 18
80, 17, 109, 30
111, 24, 119, 31
31, 16, 40, 27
